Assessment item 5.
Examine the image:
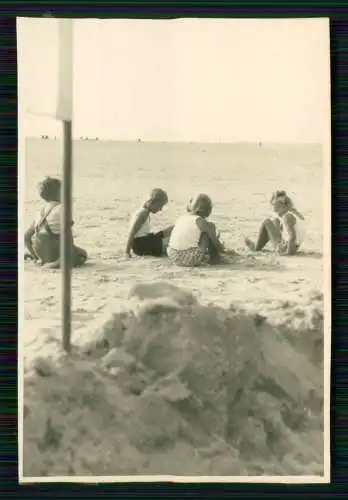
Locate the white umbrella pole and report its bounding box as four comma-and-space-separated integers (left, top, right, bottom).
61, 119, 73, 352
57, 19, 73, 352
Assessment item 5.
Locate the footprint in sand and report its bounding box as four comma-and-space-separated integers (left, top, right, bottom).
109, 216, 125, 221
97, 275, 111, 283
280, 300, 294, 309
247, 277, 261, 283
294, 309, 306, 317
216, 280, 228, 289
40, 296, 56, 306
308, 289, 323, 301
45, 333, 59, 344
289, 278, 305, 285
73, 311, 96, 322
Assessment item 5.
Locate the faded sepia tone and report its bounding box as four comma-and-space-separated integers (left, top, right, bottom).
18, 18, 330, 482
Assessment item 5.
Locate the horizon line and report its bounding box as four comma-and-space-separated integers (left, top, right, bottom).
24, 136, 322, 147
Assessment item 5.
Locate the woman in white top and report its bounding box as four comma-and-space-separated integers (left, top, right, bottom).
125, 188, 174, 258
244, 190, 305, 255
24, 177, 87, 268
167, 194, 229, 267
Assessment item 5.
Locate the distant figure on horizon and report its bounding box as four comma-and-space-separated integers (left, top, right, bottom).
24, 177, 88, 269
125, 188, 173, 258
244, 190, 305, 255
167, 194, 235, 267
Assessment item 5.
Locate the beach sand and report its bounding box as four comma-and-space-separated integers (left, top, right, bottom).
21, 139, 326, 479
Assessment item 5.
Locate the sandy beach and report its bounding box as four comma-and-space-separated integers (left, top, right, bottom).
21, 139, 326, 479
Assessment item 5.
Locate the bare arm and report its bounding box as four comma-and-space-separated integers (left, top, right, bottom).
196, 217, 225, 253
125, 209, 150, 255
24, 222, 39, 260
281, 213, 298, 255
289, 207, 305, 221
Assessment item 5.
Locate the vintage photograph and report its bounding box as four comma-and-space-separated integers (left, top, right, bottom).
18, 17, 330, 481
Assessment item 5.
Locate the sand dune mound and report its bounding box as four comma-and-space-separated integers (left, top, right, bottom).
23, 282, 324, 477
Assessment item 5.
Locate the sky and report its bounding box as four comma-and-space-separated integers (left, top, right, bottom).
17, 17, 330, 143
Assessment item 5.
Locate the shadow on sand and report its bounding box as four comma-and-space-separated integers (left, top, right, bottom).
248, 249, 323, 259
83, 254, 287, 273
296, 250, 323, 259
25, 248, 322, 275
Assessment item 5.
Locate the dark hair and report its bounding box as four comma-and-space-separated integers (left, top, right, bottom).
38, 177, 61, 202
144, 188, 168, 209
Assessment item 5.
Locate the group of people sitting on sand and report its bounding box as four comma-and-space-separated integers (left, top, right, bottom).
24, 176, 305, 270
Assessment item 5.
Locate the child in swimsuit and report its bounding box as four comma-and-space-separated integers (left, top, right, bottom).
24, 176, 87, 268
125, 188, 174, 258
167, 193, 231, 267
244, 190, 305, 255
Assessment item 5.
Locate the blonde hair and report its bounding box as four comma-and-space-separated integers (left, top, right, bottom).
187, 194, 213, 218
271, 190, 305, 220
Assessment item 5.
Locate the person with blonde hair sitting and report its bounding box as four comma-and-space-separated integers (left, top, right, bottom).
244, 190, 305, 255
167, 193, 231, 267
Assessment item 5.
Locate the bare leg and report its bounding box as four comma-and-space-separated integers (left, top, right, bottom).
206, 222, 239, 256
43, 247, 87, 269
199, 232, 221, 264
44, 259, 60, 269
73, 246, 88, 266
162, 236, 170, 252
245, 218, 282, 251
161, 226, 174, 253
202, 222, 239, 261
